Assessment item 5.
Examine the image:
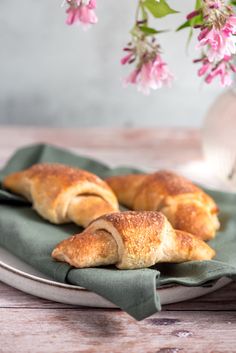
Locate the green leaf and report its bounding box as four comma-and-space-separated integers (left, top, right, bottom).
190, 13, 203, 26
176, 20, 191, 31
177, 13, 203, 32
140, 3, 148, 22
143, 0, 179, 18
186, 28, 193, 48
139, 26, 159, 34
195, 0, 202, 10
229, 0, 236, 5
139, 26, 168, 35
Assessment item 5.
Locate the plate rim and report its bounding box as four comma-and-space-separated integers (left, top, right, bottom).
0, 255, 232, 293
0, 250, 232, 308
0, 258, 88, 292
0, 256, 176, 292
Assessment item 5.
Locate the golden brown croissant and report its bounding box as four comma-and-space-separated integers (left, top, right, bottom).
3, 163, 119, 227
52, 211, 215, 270
106, 171, 220, 241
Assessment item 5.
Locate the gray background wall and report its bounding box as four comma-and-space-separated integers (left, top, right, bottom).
0, 0, 223, 127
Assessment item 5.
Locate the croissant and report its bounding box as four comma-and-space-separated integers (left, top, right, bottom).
52, 211, 215, 270
3, 163, 119, 227
106, 171, 220, 241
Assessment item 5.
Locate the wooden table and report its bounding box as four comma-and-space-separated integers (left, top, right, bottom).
0, 126, 235, 353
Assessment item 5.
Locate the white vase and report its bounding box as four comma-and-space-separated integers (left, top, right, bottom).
202, 88, 236, 190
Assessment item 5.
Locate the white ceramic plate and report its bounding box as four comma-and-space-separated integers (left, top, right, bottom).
0, 162, 233, 308
0, 247, 231, 307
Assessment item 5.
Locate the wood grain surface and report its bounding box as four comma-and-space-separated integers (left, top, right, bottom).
0, 126, 235, 353
0, 126, 202, 169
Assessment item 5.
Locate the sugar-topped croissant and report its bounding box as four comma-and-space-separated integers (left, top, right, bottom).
3, 163, 119, 227
52, 211, 215, 270
106, 171, 220, 241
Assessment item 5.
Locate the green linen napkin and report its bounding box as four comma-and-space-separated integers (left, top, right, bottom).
0, 143, 236, 320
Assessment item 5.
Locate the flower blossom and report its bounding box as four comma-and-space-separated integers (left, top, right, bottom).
121, 41, 173, 95
197, 16, 236, 62
195, 55, 236, 87
66, 0, 97, 29
189, 0, 236, 86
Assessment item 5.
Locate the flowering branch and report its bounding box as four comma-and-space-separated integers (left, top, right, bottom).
179, 0, 236, 86
63, 0, 236, 92
121, 0, 177, 94
65, 0, 97, 29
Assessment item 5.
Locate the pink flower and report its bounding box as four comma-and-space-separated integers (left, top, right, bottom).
152, 55, 173, 88
197, 15, 236, 62
66, 0, 98, 29
197, 56, 233, 87
194, 50, 236, 87
192, 1, 236, 87
137, 61, 156, 94
124, 69, 139, 85
123, 54, 173, 95
88, 0, 96, 9
66, 6, 80, 25
121, 53, 134, 65
79, 4, 98, 27
198, 62, 212, 76
186, 10, 200, 20
209, 61, 233, 87
207, 0, 222, 9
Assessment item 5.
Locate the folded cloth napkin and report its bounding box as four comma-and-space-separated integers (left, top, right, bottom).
0, 144, 236, 320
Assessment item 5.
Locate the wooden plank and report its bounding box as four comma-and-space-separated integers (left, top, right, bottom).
0, 126, 202, 168
0, 309, 235, 353
0, 126, 201, 149
164, 281, 236, 311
